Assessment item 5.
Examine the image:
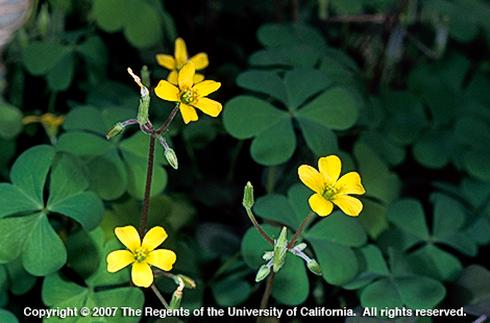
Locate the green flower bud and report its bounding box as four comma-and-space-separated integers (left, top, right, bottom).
106, 122, 124, 139
164, 148, 179, 170
273, 227, 288, 273
242, 181, 254, 209
255, 264, 271, 282
307, 259, 322, 276
169, 289, 182, 309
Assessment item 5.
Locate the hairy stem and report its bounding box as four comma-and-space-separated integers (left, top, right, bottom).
258, 272, 275, 322
245, 208, 274, 245
287, 211, 314, 249
139, 134, 156, 236
151, 285, 169, 309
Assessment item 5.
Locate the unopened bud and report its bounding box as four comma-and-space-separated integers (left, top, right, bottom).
169, 289, 183, 309
307, 259, 322, 276
273, 227, 288, 273
106, 122, 124, 139
255, 264, 271, 282
164, 148, 178, 170
262, 251, 273, 261
242, 181, 254, 209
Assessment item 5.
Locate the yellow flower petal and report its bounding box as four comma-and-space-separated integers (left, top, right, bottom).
192, 97, 222, 117
192, 80, 221, 97
131, 262, 153, 288
141, 226, 168, 251
308, 194, 333, 216
298, 165, 325, 194
189, 53, 209, 70
335, 172, 365, 195
318, 155, 341, 186
178, 62, 195, 90
332, 195, 363, 216
114, 226, 141, 253
155, 80, 179, 102
174, 37, 188, 68
179, 103, 198, 124
146, 249, 177, 271
156, 54, 176, 70
194, 73, 205, 83
167, 70, 178, 84
106, 250, 134, 272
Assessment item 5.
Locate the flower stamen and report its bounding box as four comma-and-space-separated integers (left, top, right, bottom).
134, 247, 149, 263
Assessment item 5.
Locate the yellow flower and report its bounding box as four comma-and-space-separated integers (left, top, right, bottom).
106, 225, 177, 288
22, 113, 64, 140
154, 61, 222, 124
298, 155, 365, 217
156, 37, 208, 84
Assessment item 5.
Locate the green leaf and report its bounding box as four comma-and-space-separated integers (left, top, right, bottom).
303, 212, 366, 285
387, 199, 429, 240
0, 309, 18, 323
249, 45, 320, 68
22, 214, 67, 276
361, 278, 403, 308
63, 106, 109, 134
272, 255, 309, 305
236, 71, 287, 105
56, 132, 112, 157
309, 239, 359, 286
255, 195, 297, 228
48, 192, 104, 231
360, 131, 405, 166
122, 151, 167, 199
250, 117, 295, 165
0, 184, 40, 218
407, 245, 462, 281
465, 149, 490, 181
22, 41, 67, 75
92, 0, 128, 32
0, 215, 38, 264
85, 150, 128, 200
297, 87, 359, 130
357, 199, 389, 239
395, 276, 446, 308
413, 131, 450, 169
0, 103, 22, 139
123, 0, 162, 48
46, 52, 75, 91
284, 69, 331, 110
223, 96, 287, 139
354, 143, 401, 204
257, 24, 327, 51
305, 212, 367, 247
212, 272, 252, 306
254, 184, 310, 230
298, 118, 338, 157
48, 153, 89, 205
10, 145, 55, 206
5, 260, 37, 295
361, 276, 445, 309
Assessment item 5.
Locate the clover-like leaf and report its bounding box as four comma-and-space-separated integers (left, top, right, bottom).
0, 145, 103, 276
57, 105, 167, 200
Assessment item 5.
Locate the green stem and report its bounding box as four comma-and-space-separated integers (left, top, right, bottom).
287, 211, 315, 249
156, 104, 179, 135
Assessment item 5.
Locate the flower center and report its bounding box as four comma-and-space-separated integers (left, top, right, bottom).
134, 247, 149, 263
180, 89, 197, 104
322, 184, 338, 200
